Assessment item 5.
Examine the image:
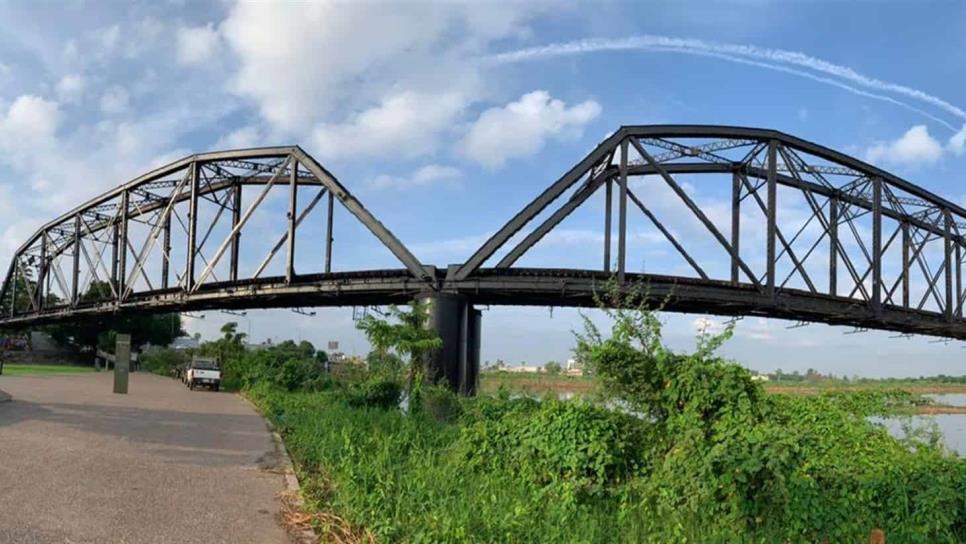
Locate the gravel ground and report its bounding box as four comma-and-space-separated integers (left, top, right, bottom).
0, 371, 291, 544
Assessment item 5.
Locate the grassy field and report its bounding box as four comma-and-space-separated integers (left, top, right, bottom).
1, 364, 95, 376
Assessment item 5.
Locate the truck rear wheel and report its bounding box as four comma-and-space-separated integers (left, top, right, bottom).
213, 383, 220, 392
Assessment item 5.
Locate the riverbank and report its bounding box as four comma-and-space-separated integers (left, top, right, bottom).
480, 373, 966, 413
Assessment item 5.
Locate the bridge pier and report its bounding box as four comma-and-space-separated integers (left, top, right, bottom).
418, 293, 480, 396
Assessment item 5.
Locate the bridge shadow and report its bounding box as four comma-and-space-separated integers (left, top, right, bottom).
0, 396, 279, 469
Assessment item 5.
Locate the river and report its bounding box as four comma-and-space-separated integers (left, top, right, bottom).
876, 394, 966, 456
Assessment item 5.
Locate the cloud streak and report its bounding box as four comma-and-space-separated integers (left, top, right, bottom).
486, 35, 965, 132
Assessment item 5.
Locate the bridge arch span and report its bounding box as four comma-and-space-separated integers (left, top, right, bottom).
2, 126, 966, 392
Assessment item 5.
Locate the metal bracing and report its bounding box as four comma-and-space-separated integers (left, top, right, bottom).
0, 146, 432, 318
5, 126, 966, 342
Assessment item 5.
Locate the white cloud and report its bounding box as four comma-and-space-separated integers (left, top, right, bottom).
460, 90, 601, 169
213, 125, 262, 150
0, 95, 60, 144
56, 74, 85, 102
99, 86, 130, 115
948, 124, 966, 156
312, 91, 465, 159
865, 125, 944, 166
220, 1, 545, 136
176, 23, 220, 65
369, 164, 463, 190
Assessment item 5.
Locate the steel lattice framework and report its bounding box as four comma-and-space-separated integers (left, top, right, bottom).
3, 126, 966, 341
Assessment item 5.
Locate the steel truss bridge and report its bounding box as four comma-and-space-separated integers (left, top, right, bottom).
2, 125, 966, 390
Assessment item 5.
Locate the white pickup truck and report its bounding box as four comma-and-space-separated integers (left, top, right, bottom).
186, 358, 221, 392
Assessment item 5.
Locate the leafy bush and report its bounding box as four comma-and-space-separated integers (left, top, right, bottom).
275, 357, 322, 392
460, 398, 649, 499
342, 377, 402, 409
218, 341, 326, 392
139, 347, 187, 377
571, 282, 966, 541
421, 384, 462, 422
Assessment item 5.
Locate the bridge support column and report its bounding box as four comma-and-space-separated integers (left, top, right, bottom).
113, 333, 130, 395
418, 293, 480, 396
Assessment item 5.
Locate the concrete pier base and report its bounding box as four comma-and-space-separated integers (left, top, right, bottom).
418, 293, 481, 396
0, 389, 10, 403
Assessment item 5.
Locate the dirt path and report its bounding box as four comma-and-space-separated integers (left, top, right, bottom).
0, 372, 292, 544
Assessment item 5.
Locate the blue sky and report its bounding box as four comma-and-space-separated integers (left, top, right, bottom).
2, 0, 966, 377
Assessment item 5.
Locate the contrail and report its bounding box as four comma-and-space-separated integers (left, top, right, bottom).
486, 36, 965, 130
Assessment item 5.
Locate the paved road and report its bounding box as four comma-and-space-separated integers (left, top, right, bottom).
0, 372, 292, 544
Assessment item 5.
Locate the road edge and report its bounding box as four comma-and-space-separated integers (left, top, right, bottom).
239, 392, 319, 544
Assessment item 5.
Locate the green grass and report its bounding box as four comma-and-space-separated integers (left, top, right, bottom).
247, 384, 966, 543
1, 363, 95, 376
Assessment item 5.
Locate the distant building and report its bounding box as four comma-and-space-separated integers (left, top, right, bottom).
506, 365, 542, 374
170, 336, 200, 350
751, 374, 770, 382
564, 358, 584, 376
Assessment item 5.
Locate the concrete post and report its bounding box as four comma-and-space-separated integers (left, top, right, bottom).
418, 293, 481, 396
114, 334, 130, 394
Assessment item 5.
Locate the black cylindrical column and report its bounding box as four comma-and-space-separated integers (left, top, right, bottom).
419, 293, 481, 395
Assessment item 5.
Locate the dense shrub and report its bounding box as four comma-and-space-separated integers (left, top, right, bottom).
219, 341, 326, 392
139, 347, 188, 376
459, 398, 649, 499
571, 285, 966, 542
420, 384, 463, 422
342, 377, 402, 409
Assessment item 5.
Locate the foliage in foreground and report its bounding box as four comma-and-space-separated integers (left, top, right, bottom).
237, 289, 966, 543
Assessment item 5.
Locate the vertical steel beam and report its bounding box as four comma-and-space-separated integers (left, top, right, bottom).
617, 139, 628, 283
9, 258, 17, 317
162, 213, 171, 289
117, 190, 128, 298
110, 224, 119, 292
957, 243, 963, 317
731, 171, 741, 285
286, 159, 298, 283
603, 178, 612, 272
185, 160, 200, 291
71, 215, 81, 305
230, 184, 241, 282
872, 177, 882, 310
829, 198, 838, 296
37, 232, 47, 311
945, 209, 954, 321
325, 190, 334, 273
901, 221, 910, 308
766, 140, 777, 298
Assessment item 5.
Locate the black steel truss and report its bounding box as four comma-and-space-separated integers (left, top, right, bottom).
4, 126, 966, 341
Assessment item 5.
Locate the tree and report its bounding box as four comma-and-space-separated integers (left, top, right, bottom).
356, 302, 442, 392
544, 361, 562, 375
367, 349, 404, 375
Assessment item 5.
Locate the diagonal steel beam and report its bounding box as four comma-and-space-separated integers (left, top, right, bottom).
451, 132, 625, 281
626, 186, 708, 280
192, 158, 290, 290
496, 172, 606, 269
293, 147, 432, 282
253, 187, 327, 279
629, 137, 760, 288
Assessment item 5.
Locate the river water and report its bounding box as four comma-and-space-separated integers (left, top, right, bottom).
875, 394, 966, 456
